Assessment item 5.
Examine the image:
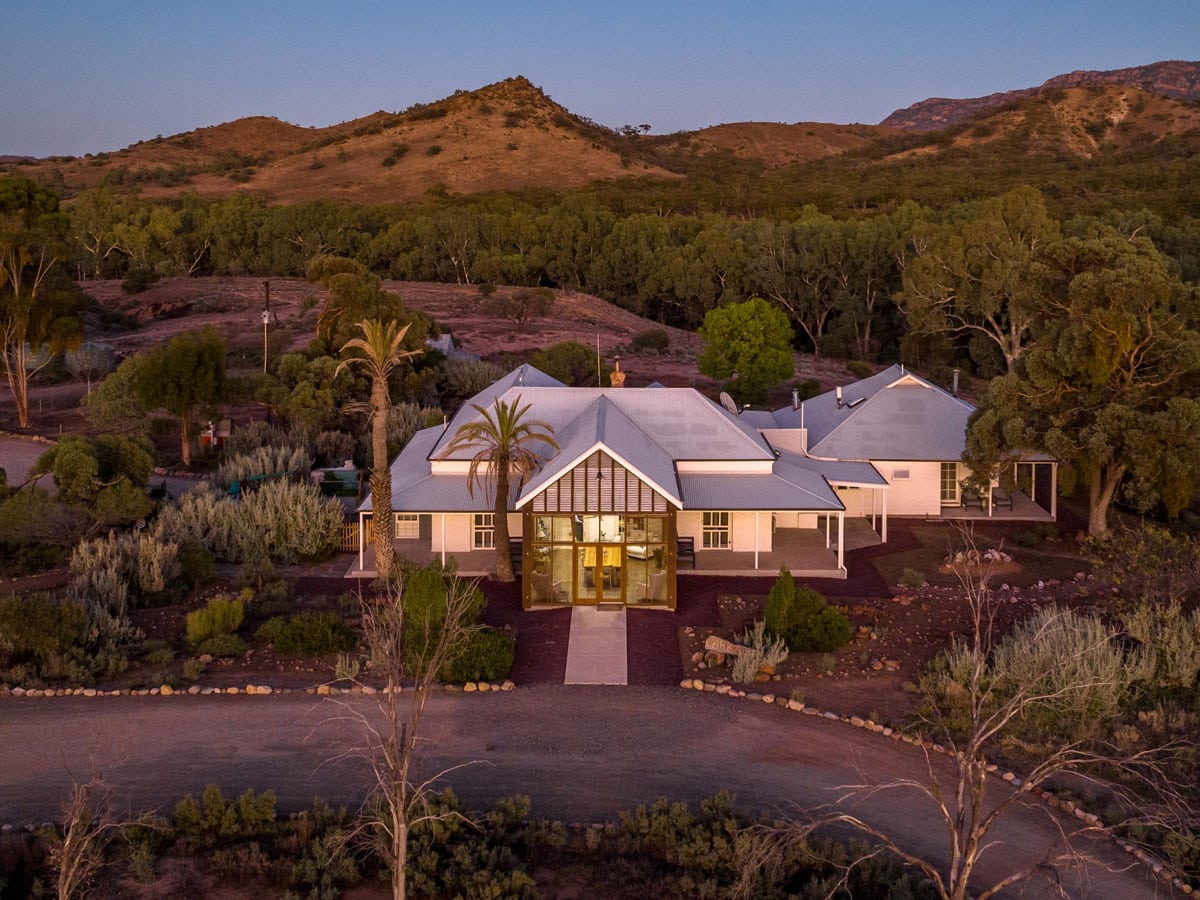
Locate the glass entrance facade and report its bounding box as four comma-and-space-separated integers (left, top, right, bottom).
523, 451, 675, 609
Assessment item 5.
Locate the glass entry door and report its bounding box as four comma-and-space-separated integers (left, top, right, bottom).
576, 544, 622, 603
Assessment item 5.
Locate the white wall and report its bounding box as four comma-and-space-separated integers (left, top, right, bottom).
874, 460, 945, 516
678, 510, 772, 551
431, 512, 523, 552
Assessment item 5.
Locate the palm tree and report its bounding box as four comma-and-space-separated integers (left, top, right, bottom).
444, 397, 558, 581
337, 319, 421, 582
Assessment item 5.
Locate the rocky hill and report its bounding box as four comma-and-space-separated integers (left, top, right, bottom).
881, 59, 1200, 131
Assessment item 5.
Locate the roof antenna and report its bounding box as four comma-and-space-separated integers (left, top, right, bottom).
596, 333, 602, 387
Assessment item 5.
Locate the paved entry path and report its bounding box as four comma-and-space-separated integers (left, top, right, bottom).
564, 606, 628, 684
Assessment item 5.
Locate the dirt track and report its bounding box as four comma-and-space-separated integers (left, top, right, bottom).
0, 689, 1167, 900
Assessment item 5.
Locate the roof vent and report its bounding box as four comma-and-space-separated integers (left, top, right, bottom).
836, 386, 844, 409
847, 397, 865, 408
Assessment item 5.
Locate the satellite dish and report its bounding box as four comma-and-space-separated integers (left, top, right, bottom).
719, 392, 739, 414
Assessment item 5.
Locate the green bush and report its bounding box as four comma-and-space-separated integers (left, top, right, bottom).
254, 616, 287, 646
763, 568, 852, 652
272, 612, 357, 656
793, 377, 822, 402
121, 267, 160, 294
400, 561, 484, 666
899, 567, 926, 588
186, 595, 244, 646
195, 633, 247, 659
846, 359, 874, 379
441, 628, 514, 682
0, 592, 131, 686
631, 328, 670, 352
177, 540, 215, 589
174, 784, 278, 849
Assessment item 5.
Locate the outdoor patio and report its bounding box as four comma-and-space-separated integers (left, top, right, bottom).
938, 489, 1054, 522
688, 517, 882, 579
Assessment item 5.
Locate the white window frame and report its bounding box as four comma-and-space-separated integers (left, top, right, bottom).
394, 513, 420, 539
702, 511, 730, 549
473, 513, 495, 549
940, 462, 960, 505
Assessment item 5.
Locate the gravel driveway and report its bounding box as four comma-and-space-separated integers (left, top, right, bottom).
0, 687, 1165, 899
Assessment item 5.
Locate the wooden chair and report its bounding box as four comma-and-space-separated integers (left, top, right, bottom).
677, 536, 696, 569
960, 488, 985, 510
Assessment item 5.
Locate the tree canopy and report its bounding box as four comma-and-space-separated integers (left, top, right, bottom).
135, 328, 228, 468
966, 234, 1200, 534
697, 296, 795, 405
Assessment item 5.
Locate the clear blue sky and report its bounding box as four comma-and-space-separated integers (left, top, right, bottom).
3, 0, 1198, 157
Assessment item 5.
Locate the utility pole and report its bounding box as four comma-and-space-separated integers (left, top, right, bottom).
262, 281, 271, 374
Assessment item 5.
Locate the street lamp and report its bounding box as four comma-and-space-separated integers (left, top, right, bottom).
261, 308, 270, 373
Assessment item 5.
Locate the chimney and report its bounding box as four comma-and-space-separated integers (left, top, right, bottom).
792, 388, 799, 410
952, 368, 960, 397
836, 386, 843, 409
609, 356, 626, 388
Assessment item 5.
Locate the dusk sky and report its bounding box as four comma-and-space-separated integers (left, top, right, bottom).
3, 1, 1198, 157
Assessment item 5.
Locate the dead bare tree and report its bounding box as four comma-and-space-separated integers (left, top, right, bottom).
43, 765, 126, 900
328, 568, 483, 900
745, 530, 1197, 900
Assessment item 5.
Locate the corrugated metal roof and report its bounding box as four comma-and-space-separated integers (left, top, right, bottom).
773, 365, 975, 461
433, 384, 774, 463
777, 451, 888, 487
516, 396, 682, 507
678, 462, 843, 511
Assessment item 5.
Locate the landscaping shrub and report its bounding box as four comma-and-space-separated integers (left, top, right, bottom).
177, 539, 215, 590
399, 561, 485, 667
271, 612, 357, 656
764, 567, 852, 652
70, 529, 182, 614
899, 567, 927, 588
254, 616, 287, 646
0, 592, 130, 685
155, 481, 343, 564
215, 445, 312, 490
186, 595, 244, 646
630, 327, 670, 352
440, 628, 514, 682
731, 620, 788, 684
196, 633, 247, 659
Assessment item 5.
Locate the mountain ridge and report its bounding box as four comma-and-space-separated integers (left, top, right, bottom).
881, 59, 1200, 131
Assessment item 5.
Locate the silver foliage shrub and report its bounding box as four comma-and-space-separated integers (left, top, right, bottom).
214, 445, 312, 490
386, 402, 443, 452
440, 358, 505, 399
222, 420, 305, 459
1124, 600, 1200, 690
70, 530, 181, 616
155, 481, 342, 564
731, 620, 789, 684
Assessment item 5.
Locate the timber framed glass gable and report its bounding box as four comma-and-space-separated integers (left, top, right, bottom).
522, 450, 675, 609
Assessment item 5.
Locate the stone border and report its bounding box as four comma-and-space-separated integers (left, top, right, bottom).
0, 679, 515, 699
679, 678, 1195, 896
0, 431, 56, 445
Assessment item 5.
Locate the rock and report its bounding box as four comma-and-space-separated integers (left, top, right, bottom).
703, 683, 716, 692
850, 716, 865, 727
753, 672, 771, 683
187, 685, 201, 695
159, 684, 173, 696
822, 711, 840, 721
884, 659, 900, 671
871, 660, 883, 671
201, 687, 216, 695
226, 686, 239, 695
716, 684, 731, 695
704, 635, 743, 656
360, 685, 375, 695
463, 682, 478, 693
761, 694, 775, 704
680, 679, 693, 689
703, 651, 725, 667
83, 688, 97, 697
691, 651, 704, 664
787, 699, 804, 711
501, 680, 515, 692
317, 684, 331, 695
199, 654, 213, 663
258, 685, 273, 695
